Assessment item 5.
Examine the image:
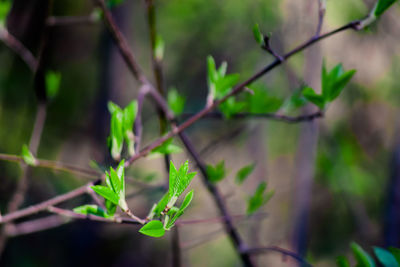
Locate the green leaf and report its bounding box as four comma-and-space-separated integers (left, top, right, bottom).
116, 160, 125, 196
167, 88, 185, 115
169, 161, 196, 202
152, 192, 171, 218
45, 71, 61, 100
21, 144, 36, 166
105, 200, 117, 216
236, 163, 256, 185
374, 0, 397, 17
302, 87, 325, 109
91, 185, 119, 205
218, 61, 227, 77
351, 242, 376, 267
0, 1, 11, 27
374, 247, 399, 267
219, 97, 246, 118
73, 205, 111, 218
247, 182, 274, 215
109, 107, 124, 160
207, 55, 218, 85
122, 100, 137, 133
139, 220, 165, 238
109, 168, 122, 195
166, 190, 194, 229
321, 62, 356, 102
252, 23, 264, 46
327, 70, 356, 101
246, 84, 283, 113
214, 73, 240, 99
388, 247, 400, 264
150, 139, 182, 157
154, 35, 165, 61
336, 256, 350, 267
206, 161, 226, 183
108, 101, 122, 114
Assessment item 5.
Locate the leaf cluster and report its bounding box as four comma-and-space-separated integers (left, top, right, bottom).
139, 161, 196, 237
247, 181, 274, 215
302, 62, 356, 110
107, 101, 138, 160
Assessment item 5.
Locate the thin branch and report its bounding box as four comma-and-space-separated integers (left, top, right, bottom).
0, 180, 100, 224
0, 27, 38, 72
47, 206, 141, 225
179, 111, 323, 123
243, 246, 313, 266
5, 215, 70, 237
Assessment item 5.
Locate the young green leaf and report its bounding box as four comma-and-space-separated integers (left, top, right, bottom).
168, 161, 196, 206
122, 100, 137, 133
154, 35, 165, 61
373, 0, 397, 17
207, 55, 218, 86
150, 139, 182, 157
21, 144, 36, 166
0, 1, 11, 27
109, 108, 124, 160
139, 220, 165, 238
105, 200, 117, 216
168, 88, 185, 115
206, 160, 226, 183
374, 247, 399, 267
91, 185, 120, 205
214, 73, 240, 99
109, 168, 122, 196
252, 23, 264, 46
321, 62, 356, 103
152, 192, 171, 218
302, 87, 325, 110
327, 70, 356, 101
219, 97, 246, 118
246, 84, 283, 114
73, 205, 111, 218
165, 190, 194, 229
236, 163, 256, 185
336, 256, 350, 267
247, 182, 274, 215
351, 242, 376, 267
45, 71, 61, 100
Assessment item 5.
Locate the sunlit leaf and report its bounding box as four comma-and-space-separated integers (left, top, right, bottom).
139, 220, 165, 238
21, 144, 36, 166
206, 161, 226, 183
168, 88, 185, 115
91, 185, 119, 205
236, 163, 256, 185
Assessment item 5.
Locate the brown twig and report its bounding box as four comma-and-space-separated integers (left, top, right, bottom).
0, 180, 100, 224
315, 0, 326, 37
0, 27, 38, 72
5, 215, 70, 237
179, 111, 323, 123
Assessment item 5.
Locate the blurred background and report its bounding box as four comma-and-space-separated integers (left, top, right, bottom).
0, 0, 400, 266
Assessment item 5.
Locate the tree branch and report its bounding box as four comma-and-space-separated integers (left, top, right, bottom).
0, 180, 100, 224
243, 246, 313, 266
0, 27, 38, 72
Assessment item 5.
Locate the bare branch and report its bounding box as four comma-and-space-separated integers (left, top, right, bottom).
243, 246, 313, 266
0, 27, 38, 72
0, 180, 100, 224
